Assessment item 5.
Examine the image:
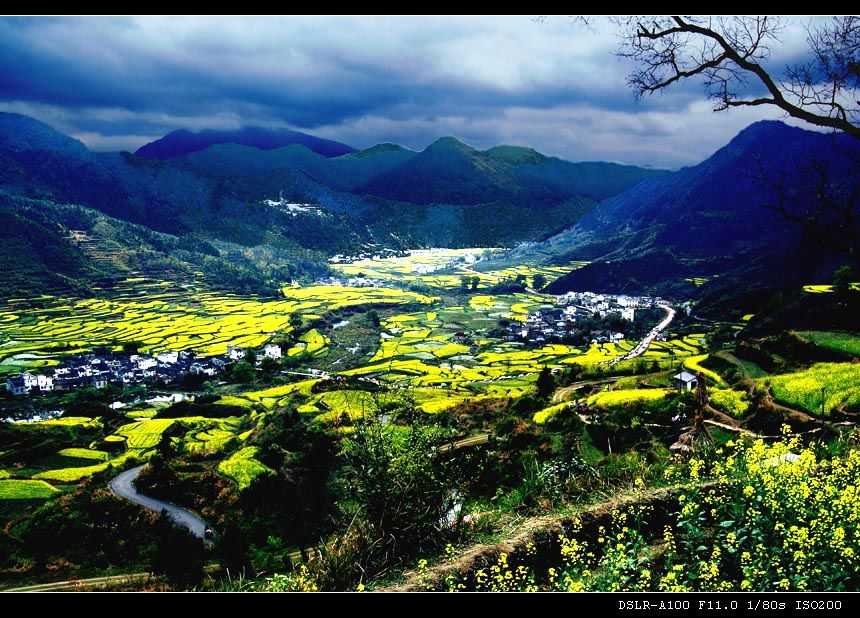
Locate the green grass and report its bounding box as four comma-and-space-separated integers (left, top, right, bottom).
797, 331, 860, 357
0, 479, 60, 499
715, 351, 769, 380
217, 446, 274, 490
765, 363, 860, 416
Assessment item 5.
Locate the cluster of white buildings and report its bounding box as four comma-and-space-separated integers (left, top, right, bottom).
4, 343, 284, 397
556, 291, 660, 322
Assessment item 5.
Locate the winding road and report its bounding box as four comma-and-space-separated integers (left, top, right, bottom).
108, 465, 211, 540
602, 304, 675, 365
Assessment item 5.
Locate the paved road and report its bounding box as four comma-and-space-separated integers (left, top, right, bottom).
109, 465, 210, 540
602, 305, 675, 365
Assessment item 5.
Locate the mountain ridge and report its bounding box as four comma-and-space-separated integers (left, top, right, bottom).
135, 126, 356, 159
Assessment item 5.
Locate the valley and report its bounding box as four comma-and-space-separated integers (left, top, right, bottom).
2, 246, 858, 592
1, 13, 859, 593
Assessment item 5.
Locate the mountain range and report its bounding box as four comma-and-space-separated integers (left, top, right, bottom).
0, 113, 663, 297
1, 112, 856, 311
135, 126, 356, 159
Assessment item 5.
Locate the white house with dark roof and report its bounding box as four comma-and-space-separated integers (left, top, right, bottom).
5, 373, 37, 395
673, 371, 698, 391
263, 344, 282, 360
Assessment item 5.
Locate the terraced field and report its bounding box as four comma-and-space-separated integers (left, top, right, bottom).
797, 331, 860, 357
330, 249, 587, 291
764, 363, 860, 416
802, 282, 860, 294
0, 281, 433, 375
217, 446, 274, 490
0, 479, 60, 499
1, 250, 710, 492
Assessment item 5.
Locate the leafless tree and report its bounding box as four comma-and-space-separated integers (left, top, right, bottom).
615, 16, 859, 138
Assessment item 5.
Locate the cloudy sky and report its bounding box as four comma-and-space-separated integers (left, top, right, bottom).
0, 16, 819, 168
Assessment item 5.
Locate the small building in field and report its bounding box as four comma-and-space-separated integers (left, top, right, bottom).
6, 375, 32, 395
263, 344, 282, 360
673, 371, 698, 392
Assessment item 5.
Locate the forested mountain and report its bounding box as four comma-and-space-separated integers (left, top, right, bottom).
0, 112, 669, 297
535, 121, 860, 312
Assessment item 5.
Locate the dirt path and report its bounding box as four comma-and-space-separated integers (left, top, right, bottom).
552, 377, 621, 403
2, 572, 151, 592
380, 484, 700, 591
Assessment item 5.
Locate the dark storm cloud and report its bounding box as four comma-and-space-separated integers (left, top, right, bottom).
0, 16, 811, 167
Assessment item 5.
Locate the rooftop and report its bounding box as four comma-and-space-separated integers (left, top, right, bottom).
673, 371, 698, 383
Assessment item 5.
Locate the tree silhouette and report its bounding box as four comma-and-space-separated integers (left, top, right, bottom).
536, 366, 555, 400
615, 16, 859, 137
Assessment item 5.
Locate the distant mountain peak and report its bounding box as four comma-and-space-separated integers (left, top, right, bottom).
135, 126, 356, 160
485, 145, 548, 165
425, 136, 475, 153
0, 112, 89, 154
338, 143, 413, 160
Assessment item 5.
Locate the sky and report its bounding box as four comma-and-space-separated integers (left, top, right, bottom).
0, 16, 821, 168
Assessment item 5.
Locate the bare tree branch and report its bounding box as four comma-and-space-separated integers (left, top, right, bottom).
616, 16, 860, 138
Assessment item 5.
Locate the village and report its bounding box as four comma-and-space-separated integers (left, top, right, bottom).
4, 343, 284, 397
503, 291, 667, 347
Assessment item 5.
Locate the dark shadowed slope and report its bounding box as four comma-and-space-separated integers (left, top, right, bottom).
539, 121, 860, 309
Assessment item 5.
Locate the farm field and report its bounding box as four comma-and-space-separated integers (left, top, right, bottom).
0, 279, 433, 376
0, 248, 748, 505
796, 331, 860, 357
0, 250, 714, 431
330, 249, 588, 291
0, 249, 709, 492
0, 479, 60, 499
4, 246, 860, 594
763, 363, 860, 416
802, 282, 860, 294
